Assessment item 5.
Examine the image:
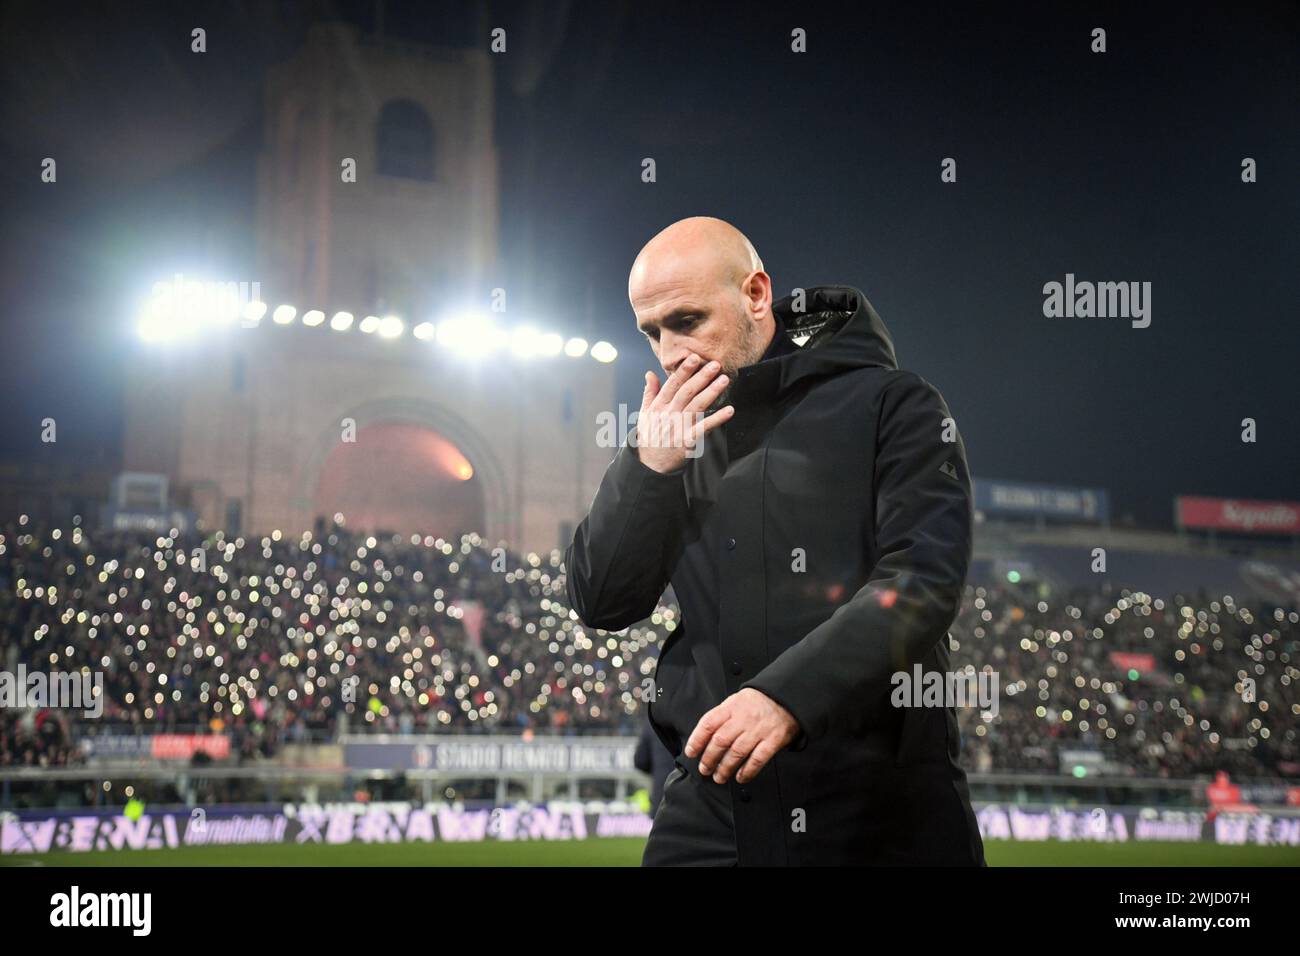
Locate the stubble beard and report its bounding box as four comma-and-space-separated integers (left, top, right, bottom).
709, 316, 765, 412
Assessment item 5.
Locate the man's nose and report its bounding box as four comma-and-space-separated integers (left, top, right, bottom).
660, 334, 691, 375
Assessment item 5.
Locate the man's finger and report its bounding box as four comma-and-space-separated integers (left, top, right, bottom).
684, 370, 730, 413
687, 406, 735, 445
653, 353, 703, 408
711, 732, 757, 784
642, 370, 661, 406
698, 720, 740, 776
735, 739, 780, 785
667, 359, 722, 411
683, 705, 724, 760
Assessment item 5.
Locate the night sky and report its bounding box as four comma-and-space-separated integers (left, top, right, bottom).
1, 0, 1296, 528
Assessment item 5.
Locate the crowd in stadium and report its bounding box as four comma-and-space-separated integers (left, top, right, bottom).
952, 584, 1298, 779
1, 517, 1296, 780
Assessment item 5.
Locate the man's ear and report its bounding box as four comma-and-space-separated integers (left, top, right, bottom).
742, 270, 773, 317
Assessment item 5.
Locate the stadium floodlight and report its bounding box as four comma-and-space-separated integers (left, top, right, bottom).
272, 305, 297, 325
509, 325, 543, 358
242, 301, 267, 326
590, 341, 618, 363
378, 315, 404, 338
137, 300, 170, 342
207, 287, 243, 325
436, 311, 503, 357
359, 315, 380, 334
137, 309, 195, 343
564, 337, 589, 358
329, 311, 354, 332
137, 289, 196, 342
413, 321, 435, 341
302, 309, 325, 327
136, 275, 270, 341
139, 278, 228, 341
537, 332, 564, 356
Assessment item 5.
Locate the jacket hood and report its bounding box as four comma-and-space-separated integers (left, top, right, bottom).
721, 285, 898, 448
770, 285, 899, 387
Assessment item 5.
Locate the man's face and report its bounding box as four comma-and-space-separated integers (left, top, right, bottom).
632, 274, 764, 386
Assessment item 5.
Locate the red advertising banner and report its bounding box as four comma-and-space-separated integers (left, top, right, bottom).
1176, 496, 1300, 534
1109, 652, 1156, 673
150, 735, 230, 760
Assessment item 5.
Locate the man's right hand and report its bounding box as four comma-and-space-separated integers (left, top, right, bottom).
635, 353, 734, 474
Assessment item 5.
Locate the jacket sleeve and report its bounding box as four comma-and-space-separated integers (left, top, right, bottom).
564, 442, 689, 631
742, 372, 973, 744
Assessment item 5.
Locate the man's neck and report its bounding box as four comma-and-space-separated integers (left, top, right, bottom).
758, 311, 796, 363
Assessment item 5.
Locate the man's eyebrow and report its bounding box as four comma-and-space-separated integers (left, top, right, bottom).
638, 308, 702, 335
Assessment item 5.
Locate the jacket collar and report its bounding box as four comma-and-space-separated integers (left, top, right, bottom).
729, 284, 899, 409
757, 309, 799, 363
718, 285, 895, 458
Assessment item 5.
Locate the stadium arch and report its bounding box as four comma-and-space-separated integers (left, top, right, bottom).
295, 396, 513, 546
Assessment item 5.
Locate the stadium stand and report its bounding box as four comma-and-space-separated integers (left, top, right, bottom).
1, 517, 1296, 784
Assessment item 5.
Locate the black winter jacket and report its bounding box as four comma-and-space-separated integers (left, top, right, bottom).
565, 285, 985, 865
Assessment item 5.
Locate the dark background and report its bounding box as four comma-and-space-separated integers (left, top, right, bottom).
1, 0, 1296, 528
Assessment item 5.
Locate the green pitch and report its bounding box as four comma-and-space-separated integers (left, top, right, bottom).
2, 840, 1298, 866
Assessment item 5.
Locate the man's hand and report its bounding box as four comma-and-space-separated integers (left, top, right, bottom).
636, 352, 733, 474
684, 688, 800, 785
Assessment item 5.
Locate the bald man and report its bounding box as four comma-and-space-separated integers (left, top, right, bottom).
565, 217, 985, 866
